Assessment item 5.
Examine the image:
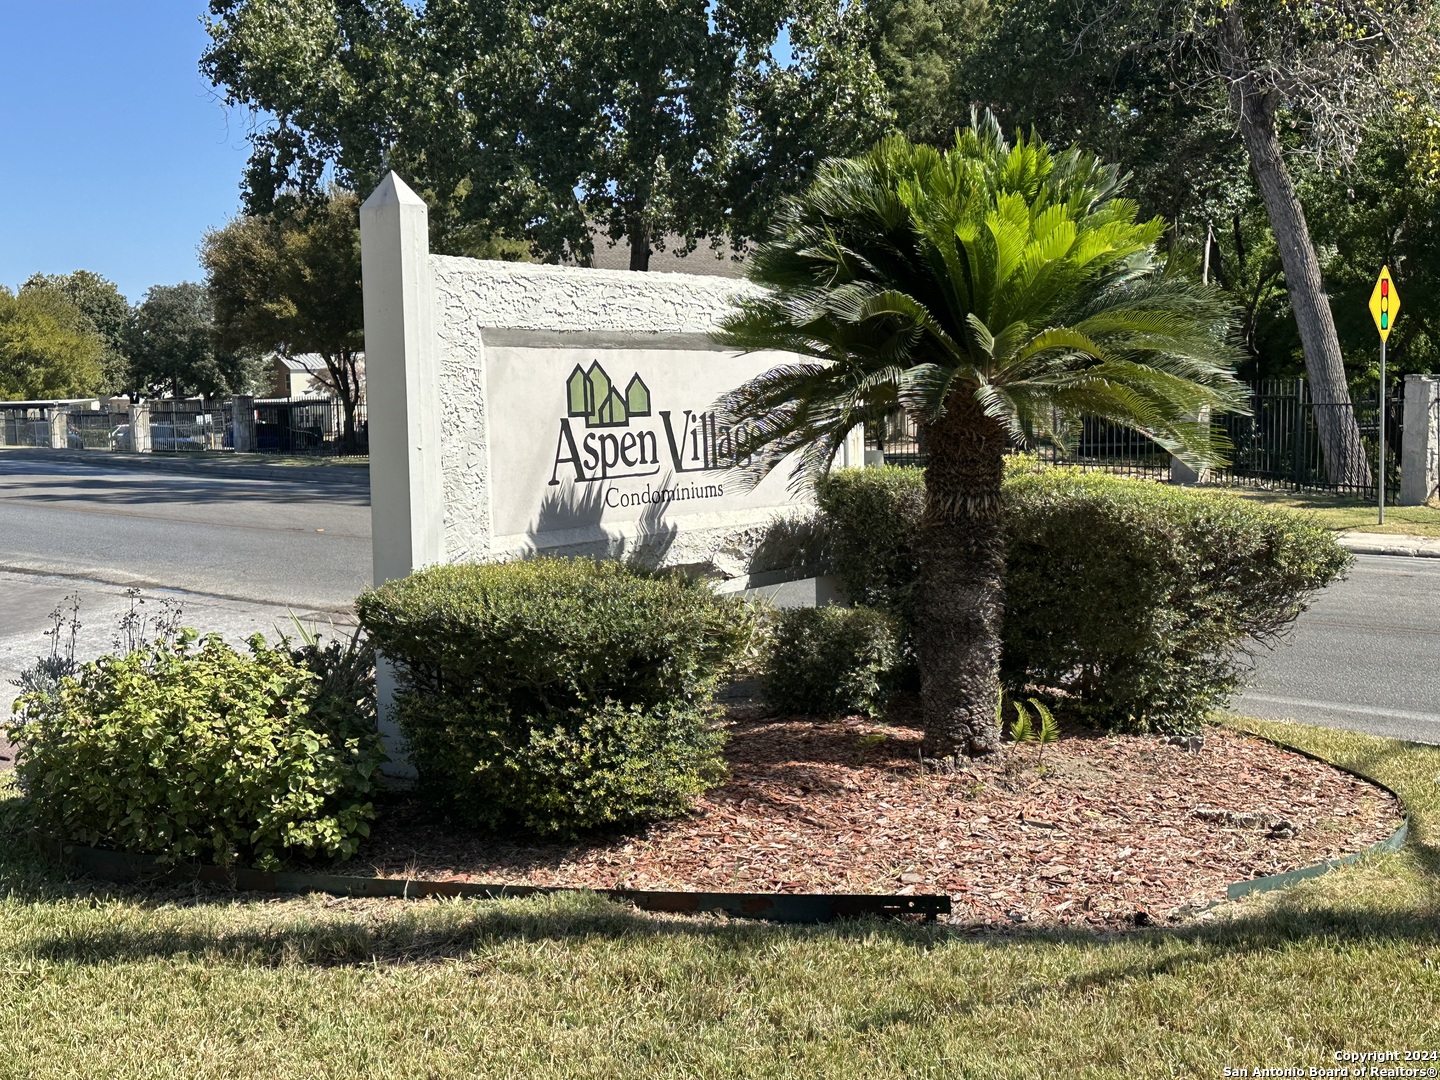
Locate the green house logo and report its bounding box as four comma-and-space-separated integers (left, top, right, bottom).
567, 362, 651, 429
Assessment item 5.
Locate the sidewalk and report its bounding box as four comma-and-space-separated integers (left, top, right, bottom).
0, 568, 358, 771
1337, 532, 1440, 558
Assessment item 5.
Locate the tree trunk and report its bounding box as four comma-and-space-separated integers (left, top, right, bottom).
913, 390, 1007, 757
628, 215, 652, 272
322, 350, 359, 453
1219, 7, 1370, 488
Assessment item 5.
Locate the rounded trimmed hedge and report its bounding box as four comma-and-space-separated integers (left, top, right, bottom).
814, 464, 1351, 733
356, 558, 755, 836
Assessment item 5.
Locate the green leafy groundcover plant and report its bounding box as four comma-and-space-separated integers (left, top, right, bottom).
763, 606, 910, 718
815, 464, 1350, 733
7, 633, 386, 870
356, 558, 756, 836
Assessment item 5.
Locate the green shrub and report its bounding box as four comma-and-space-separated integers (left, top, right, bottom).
392, 695, 725, 834
7, 633, 385, 869
816, 465, 1350, 733
814, 466, 926, 615
762, 606, 909, 717
356, 558, 755, 835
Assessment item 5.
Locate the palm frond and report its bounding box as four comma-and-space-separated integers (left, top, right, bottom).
711, 115, 1245, 489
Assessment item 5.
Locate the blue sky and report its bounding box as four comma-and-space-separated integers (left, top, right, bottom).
0, 2, 254, 303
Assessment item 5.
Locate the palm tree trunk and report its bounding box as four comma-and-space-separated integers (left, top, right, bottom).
913, 391, 1006, 757
1219, 7, 1370, 488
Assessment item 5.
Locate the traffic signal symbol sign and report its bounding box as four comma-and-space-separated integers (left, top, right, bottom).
1369, 267, 1400, 341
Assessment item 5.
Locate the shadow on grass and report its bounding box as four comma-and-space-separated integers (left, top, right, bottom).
6, 720, 1439, 979
5, 824, 1439, 977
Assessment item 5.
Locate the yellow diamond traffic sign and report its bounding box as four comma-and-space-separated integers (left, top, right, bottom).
1370, 266, 1400, 341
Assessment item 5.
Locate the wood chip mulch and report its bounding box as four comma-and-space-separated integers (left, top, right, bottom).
340, 711, 1403, 929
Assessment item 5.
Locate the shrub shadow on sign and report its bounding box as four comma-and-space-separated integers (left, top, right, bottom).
528, 477, 679, 567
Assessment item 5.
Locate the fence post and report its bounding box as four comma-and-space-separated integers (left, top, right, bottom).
232, 395, 255, 453
1169, 406, 1210, 485
129, 401, 151, 453
1400, 374, 1440, 506
835, 426, 865, 468
48, 408, 68, 449
1292, 377, 1306, 490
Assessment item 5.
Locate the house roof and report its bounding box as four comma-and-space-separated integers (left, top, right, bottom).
275, 353, 341, 373
582, 230, 748, 277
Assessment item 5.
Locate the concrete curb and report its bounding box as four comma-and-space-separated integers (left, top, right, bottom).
0, 446, 368, 486
1336, 532, 1440, 558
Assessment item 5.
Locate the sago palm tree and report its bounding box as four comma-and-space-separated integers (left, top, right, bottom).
714, 116, 1246, 756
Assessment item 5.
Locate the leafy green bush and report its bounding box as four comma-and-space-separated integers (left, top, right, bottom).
7, 633, 385, 869
762, 606, 908, 717
816, 465, 1350, 733
357, 558, 755, 835
814, 466, 926, 616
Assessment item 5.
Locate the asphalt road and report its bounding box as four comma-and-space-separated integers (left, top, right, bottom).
0, 453, 373, 746
0, 454, 371, 609
2, 452, 1440, 748
1236, 552, 1440, 744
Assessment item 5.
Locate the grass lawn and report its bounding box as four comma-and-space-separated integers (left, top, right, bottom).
1, 717, 1437, 1079
1222, 488, 1440, 537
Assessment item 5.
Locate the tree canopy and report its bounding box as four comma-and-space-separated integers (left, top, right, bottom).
126, 283, 255, 400
202, 0, 891, 267
203, 190, 367, 445
21, 270, 133, 394
0, 287, 105, 400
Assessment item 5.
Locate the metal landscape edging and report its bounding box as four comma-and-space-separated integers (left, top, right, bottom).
1225, 819, 1409, 901
1221, 724, 1412, 902
39, 838, 951, 924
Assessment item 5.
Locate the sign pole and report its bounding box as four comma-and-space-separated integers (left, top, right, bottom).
1379, 335, 1386, 525
1368, 266, 1400, 525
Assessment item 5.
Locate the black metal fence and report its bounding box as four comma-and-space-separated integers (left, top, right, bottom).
146, 398, 232, 453
1, 406, 54, 447
862, 379, 1403, 500
1209, 379, 1400, 499
253, 398, 367, 456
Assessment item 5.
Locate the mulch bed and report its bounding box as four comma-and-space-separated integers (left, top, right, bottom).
340, 710, 1403, 928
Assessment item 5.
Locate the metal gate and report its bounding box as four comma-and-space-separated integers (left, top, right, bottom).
253, 398, 366, 455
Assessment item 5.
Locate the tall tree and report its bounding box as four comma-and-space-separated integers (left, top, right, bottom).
127, 284, 251, 400
1300, 116, 1440, 386
715, 121, 1245, 754
203, 191, 367, 449
974, 0, 1440, 487
21, 271, 133, 394
865, 0, 992, 145
728, 0, 894, 247
202, 0, 892, 266
0, 287, 104, 400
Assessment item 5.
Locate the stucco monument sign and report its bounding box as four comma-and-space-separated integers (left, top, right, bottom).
485, 345, 800, 552
359, 171, 850, 592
